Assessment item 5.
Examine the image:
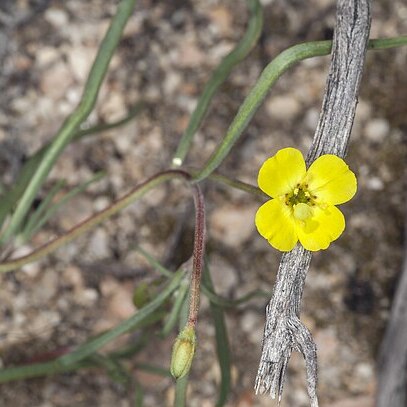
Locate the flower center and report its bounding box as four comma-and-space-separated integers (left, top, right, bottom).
284, 183, 317, 221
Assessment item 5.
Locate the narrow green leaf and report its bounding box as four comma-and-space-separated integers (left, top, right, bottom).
162, 280, 189, 337
202, 284, 268, 307
1, 0, 138, 242
21, 179, 66, 241
193, 40, 332, 182
0, 360, 77, 383
172, 0, 263, 166
194, 36, 407, 182
21, 172, 105, 242
135, 246, 173, 278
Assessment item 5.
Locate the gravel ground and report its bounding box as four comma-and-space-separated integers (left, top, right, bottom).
0, 0, 406, 406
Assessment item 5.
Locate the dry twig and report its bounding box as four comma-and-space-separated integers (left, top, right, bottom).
255, 1, 372, 405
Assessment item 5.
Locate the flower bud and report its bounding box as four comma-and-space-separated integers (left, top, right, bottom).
170, 325, 196, 379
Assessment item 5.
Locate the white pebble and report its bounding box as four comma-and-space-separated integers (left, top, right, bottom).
366, 176, 384, 191
365, 118, 389, 143
44, 8, 69, 27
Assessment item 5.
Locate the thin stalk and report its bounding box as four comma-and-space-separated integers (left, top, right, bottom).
174, 290, 191, 407
1, 0, 138, 242
172, 185, 205, 405
162, 279, 190, 337
135, 245, 173, 278
186, 184, 206, 328
207, 172, 267, 199
21, 179, 66, 239
174, 375, 189, 407
75, 101, 144, 139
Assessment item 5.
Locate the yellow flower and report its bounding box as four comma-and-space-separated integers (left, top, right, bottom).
255, 147, 357, 252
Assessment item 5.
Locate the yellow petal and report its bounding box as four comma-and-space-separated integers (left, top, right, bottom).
296, 204, 345, 251
255, 199, 298, 252
258, 147, 306, 198
305, 154, 357, 205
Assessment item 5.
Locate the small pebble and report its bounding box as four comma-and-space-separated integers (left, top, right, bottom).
266, 95, 301, 121
366, 176, 384, 191
365, 118, 390, 143
209, 204, 257, 247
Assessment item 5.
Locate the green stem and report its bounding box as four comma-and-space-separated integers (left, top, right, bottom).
75, 101, 144, 139
1, 0, 137, 243
20, 172, 106, 242
0, 170, 190, 273
174, 376, 189, 407
174, 292, 190, 407
135, 245, 173, 278
208, 172, 267, 199
171, 0, 263, 167
193, 35, 407, 182
367, 35, 407, 50
202, 284, 268, 307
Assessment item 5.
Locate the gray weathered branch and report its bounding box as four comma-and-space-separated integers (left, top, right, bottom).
376, 198, 407, 407
255, 1, 371, 405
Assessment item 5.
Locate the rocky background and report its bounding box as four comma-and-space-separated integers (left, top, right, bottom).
0, 0, 406, 406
